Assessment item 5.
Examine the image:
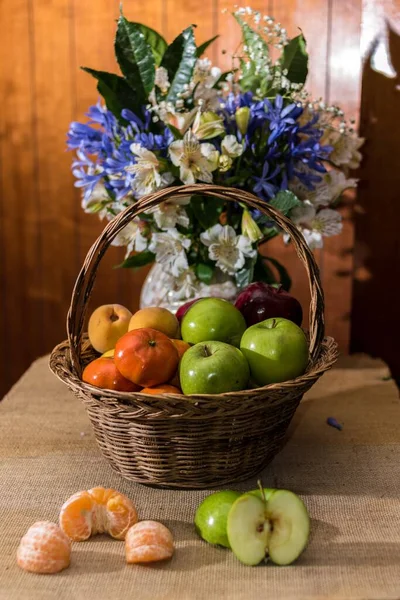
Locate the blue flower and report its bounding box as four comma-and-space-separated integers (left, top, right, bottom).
257, 95, 303, 144
71, 150, 104, 201
67, 122, 103, 152
253, 161, 281, 199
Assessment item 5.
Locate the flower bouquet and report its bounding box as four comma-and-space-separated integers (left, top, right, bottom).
68, 6, 363, 309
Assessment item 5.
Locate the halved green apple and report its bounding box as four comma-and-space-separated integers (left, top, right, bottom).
227, 490, 310, 566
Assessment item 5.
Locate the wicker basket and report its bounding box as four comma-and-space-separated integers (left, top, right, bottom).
50, 184, 338, 489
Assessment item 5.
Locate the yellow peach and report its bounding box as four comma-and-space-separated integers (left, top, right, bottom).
102, 349, 115, 358
88, 304, 132, 353
128, 307, 180, 339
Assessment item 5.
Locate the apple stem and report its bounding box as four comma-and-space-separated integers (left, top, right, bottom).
257, 479, 267, 509
271, 318, 277, 328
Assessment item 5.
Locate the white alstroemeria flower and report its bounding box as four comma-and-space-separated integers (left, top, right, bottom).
166, 107, 197, 135
193, 59, 221, 88
200, 224, 257, 275
221, 135, 244, 158
148, 228, 191, 277
194, 86, 221, 111
286, 201, 343, 249
308, 170, 358, 206
111, 220, 148, 259
172, 269, 200, 300
169, 129, 219, 184
167, 195, 191, 206
323, 129, 364, 169
192, 110, 225, 139
154, 66, 170, 94
153, 202, 190, 230
128, 144, 174, 197
82, 182, 117, 219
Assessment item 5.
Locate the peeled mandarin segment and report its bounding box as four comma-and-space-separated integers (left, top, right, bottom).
59, 491, 94, 542
125, 520, 174, 564
17, 521, 71, 574
105, 493, 139, 540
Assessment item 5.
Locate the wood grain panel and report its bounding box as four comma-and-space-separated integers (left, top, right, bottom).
322, 0, 362, 350
29, 0, 78, 356
0, 0, 38, 393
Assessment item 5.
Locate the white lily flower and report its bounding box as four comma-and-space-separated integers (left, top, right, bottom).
193, 59, 221, 88
200, 224, 257, 275
221, 135, 244, 158
323, 129, 364, 169
127, 144, 174, 197
287, 201, 343, 249
194, 86, 221, 111
289, 168, 358, 206
148, 228, 191, 277
154, 66, 170, 94
153, 202, 190, 230
192, 110, 225, 139
82, 183, 118, 219
169, 129, 219, 184
166, 108, 197, 135
111, 220, 148, 259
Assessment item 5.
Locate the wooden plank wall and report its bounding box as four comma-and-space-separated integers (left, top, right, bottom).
0, 0, 387, 397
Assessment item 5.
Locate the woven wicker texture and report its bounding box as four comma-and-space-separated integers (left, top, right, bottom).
50, 184, 339, 488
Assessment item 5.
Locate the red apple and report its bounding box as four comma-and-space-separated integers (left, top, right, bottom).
235, 282, 303, 327
176, 298, 203, 323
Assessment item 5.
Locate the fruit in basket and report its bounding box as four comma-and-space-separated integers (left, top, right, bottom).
176, 298, 203, 323
240, 318, 309, 385
115, 328, 179, 387
181, 298, 246, 347
102, 348, 115, 358
179, 340, 249, 395
17, 521, 71, 574
194, 490, 241, 548
171, 339, 191, 359
125, 521, 174, 564
227, 489, 310, 566
141, 384, 182, 394
168, 339, 191, 387
235, 282, 303, 327
82, 357, 141, 392
59, 487, 138, 541
88, 304, 132, 353
128, 307, 180, 338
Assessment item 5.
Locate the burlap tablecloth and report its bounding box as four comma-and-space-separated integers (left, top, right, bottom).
0, 354, 399, 600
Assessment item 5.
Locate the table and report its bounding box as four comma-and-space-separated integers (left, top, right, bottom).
0, 354, 399, 600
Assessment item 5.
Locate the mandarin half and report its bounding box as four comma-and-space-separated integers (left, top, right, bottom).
59, 487, 138, 541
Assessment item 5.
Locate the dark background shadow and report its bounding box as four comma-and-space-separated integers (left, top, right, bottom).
351, 24, 400, 386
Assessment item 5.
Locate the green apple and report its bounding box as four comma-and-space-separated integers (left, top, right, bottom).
248, 488, 275, 502
194, 490, 242, 547
179, 341, 250, 395
240, 317, 309, 385
227, 490, 310, 566
181, 298, 246, 347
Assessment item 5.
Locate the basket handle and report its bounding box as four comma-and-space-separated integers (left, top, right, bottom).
67, 184, 325, 375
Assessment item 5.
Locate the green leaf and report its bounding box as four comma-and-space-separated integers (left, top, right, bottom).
196, 263, 214, 284
115, 15, 155, 97
281, 33, 309, 85
190, 195, 225, 230
167, 124, 184, 139
116, 251, 155, 269
131, 23, 167, 65
236, 255, 257, 288
269, 191, 301, 217
235, 14, 269, 58
264, 256, 292, 291
196, 35, 219, 57
81, 68, 138, 120
161, 26, 197, 103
